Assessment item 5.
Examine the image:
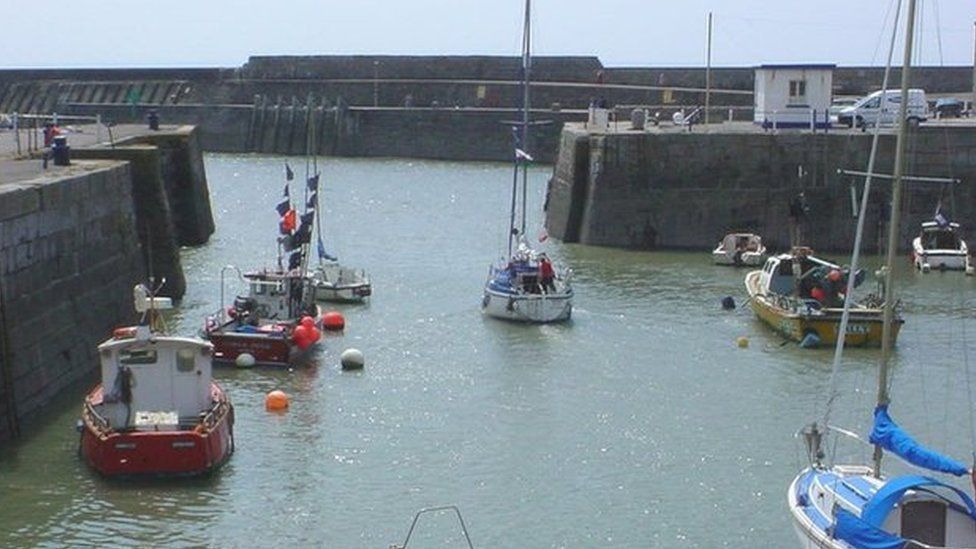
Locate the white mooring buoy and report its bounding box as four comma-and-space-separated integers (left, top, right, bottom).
340, 348, 365, 370
235, 353, 256, 368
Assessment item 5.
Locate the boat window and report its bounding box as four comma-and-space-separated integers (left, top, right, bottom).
120, 349, 157, 365
252, 283, 265, 295
176, 348, 196, 372
778, 260, 794, 276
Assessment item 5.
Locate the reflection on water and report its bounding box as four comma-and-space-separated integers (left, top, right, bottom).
1, 154, 975, 547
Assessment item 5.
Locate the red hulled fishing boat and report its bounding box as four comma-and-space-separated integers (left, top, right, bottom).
80, 284, 234, 477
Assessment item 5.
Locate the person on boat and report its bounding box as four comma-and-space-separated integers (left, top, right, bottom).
539, 254, 556, 294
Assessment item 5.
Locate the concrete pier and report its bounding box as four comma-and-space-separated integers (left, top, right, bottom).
545, 121, 976, 253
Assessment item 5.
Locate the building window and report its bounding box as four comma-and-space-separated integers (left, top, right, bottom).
789, 80, 807, 103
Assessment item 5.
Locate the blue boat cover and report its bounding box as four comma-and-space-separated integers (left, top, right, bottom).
869, 405, 969, 476
833, 508, 905, 549
859, 475, 976, 528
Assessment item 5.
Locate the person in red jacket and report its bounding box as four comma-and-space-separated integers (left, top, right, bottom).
539, 254, 556, 294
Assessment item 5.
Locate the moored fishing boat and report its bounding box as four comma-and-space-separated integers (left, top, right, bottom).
310, 259, 371, 303
80, 284, 234, 478
744, 247, 899, 347
712, 232, 767, 266
913, 220, 968, 272
203, 266, 322, 367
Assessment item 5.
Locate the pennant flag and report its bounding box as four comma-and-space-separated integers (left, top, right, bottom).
318, 238, 337, 261
300, 212, 315, 226
307, 174, 319, 191
515, 148, 534, 162
285, 163, 294, 181
288, 251, 303, 270
306, 191, 317, 210
276, 197, 290, 216
279, 209, 297, 234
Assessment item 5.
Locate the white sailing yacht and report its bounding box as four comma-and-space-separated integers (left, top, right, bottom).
788, 2, 976, 547
302, 101, 372, 303
481, 0, 573, 323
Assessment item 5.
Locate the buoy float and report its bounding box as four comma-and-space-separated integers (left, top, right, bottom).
721, 296, 736, 310
736, 336, 749, 348
265, 390, 289, 411
799, 332, 821, 348
235, 352, 256, 368
340, 348, 365, 370
113, 327, 137, 339
322, 311, 345, 331
291, 316, 321, 350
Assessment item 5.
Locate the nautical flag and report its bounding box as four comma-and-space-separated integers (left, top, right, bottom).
306, 191, 317, 210
318, 238, 337, 261
279, 233, 296, 252
288, 251, 303, 270
307, 174, 319, 191
285, 163, 294, 181
515, 148, 534, 162
276, 197, 290, 216
279, 209, 296, 234
935, 208, 950, 228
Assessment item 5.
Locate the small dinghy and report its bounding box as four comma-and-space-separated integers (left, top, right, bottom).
712, 233, 767, 266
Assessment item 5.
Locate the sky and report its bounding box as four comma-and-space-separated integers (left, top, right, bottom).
2, 0, 973, 68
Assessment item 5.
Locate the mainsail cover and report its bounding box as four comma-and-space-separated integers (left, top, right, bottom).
869, 405, 969, 476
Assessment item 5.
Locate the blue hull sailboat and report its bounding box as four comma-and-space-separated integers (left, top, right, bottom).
481, 0, 573, 324
787, 2, 976, 547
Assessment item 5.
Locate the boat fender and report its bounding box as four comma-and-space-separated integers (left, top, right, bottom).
733, 250, 743, 266
113, 327, 137, 339
482, 294, 490, 308
506, 298, 515, 312
799, 332, 821, 349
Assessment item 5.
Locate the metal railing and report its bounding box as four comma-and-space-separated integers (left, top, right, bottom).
391, 505, 474, 549
3, 112, 104, 156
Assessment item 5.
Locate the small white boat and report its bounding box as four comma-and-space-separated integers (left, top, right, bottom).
912, 221, 968, 271
483, 241, 573, 323
712, 233, 767, 266
310, 262, 371, 302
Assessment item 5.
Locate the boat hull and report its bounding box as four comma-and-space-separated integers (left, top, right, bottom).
313, 282, 371, 303
912, 238, 968, 271
745, 271, 899, 347
80, 384, 234, 478
207, 330, 294, 367
482, 288, 572, 323
712, 249, 767, 266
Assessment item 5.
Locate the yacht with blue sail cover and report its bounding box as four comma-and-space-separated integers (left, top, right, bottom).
787, 1, 976, 547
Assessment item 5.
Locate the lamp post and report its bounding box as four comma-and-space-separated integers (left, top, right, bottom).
373, 61, 379, 107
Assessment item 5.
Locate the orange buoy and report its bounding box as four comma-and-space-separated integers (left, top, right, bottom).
265, 390, 289, 411
322, 311, 345, 331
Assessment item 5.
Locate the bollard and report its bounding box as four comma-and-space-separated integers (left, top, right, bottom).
52, 135, 70, 166
147, 110, 160, 131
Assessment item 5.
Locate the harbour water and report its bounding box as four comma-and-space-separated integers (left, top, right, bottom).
2, 154, 975, 547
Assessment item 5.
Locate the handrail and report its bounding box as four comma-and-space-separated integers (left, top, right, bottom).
391, 505, 474, 549
218, 265, 244, 323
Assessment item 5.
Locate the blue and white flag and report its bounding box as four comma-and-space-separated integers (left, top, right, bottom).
318, 238, 337, 261
934, 206, 950, 228
307, 174, 320, 192
306, 191, 317, 210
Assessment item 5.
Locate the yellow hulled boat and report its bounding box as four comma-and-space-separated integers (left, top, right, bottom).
744, 248, 902, 347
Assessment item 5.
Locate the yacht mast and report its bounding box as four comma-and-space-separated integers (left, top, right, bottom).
519, 0, 532, 238
874, 0, 918, 478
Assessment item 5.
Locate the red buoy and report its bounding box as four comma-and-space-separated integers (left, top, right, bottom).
322, 311, 345, 331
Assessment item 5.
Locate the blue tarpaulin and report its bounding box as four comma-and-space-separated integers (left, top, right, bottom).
869, 405, 969, 476
833, 508, 905, 549
860, 475, 976, 528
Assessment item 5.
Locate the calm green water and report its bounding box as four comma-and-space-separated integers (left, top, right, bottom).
2, 153, 976, 547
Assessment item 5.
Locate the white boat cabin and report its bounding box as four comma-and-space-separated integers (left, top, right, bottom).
758, 250, 837, 297
97, 327, 214, 432
917, 221, 964, 251
234, 270, 315, 322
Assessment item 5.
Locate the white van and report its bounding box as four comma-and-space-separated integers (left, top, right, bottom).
836, 89, 928, 128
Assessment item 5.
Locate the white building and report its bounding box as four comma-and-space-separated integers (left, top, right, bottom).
753, 64, 835, 129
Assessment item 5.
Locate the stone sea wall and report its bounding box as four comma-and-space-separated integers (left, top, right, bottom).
0, 162, 143, 441
546, 124, 976, 253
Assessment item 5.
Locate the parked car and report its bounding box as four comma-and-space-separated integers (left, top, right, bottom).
934, 98, 965, 118
828, 97, 858, 118
837, 88, 928, 128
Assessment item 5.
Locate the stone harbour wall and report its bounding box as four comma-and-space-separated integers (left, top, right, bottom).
0, 162, 143, 441
545, 124, 976, 253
